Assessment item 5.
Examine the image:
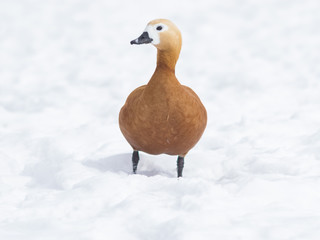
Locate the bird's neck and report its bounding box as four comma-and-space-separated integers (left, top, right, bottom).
156, 47, 180, 72
145, 46, 182, 91
146, 50, 181, 91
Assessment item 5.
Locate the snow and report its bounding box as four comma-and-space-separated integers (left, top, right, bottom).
1, 0, 320, 239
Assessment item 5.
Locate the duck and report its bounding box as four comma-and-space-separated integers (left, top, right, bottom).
119, 19, 207, 177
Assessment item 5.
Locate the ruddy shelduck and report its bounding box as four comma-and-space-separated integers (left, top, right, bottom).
119, 19, 207, 177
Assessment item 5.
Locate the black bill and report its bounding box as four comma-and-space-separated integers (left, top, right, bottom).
130, 32, 153, 45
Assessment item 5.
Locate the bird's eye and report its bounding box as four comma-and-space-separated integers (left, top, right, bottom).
156, 26, 163, 31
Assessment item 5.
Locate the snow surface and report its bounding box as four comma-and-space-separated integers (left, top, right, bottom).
1, 0, 320, 239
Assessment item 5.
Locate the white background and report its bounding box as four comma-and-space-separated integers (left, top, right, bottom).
1, 0, 320, 239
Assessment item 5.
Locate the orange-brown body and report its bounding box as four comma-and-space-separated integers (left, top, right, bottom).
119, 19, 207, 157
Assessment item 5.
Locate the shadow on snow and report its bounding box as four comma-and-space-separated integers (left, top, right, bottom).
83, 153, 175, 178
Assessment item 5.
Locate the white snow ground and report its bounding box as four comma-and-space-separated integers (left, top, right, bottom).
1, 0, 320, 239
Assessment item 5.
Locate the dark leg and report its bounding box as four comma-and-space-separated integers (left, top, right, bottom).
177, 156, 184, 178
132, 150, 140, 174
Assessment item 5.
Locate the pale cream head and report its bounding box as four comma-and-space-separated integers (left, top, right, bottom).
145, 19, 182, 52
130, 19, 182, 69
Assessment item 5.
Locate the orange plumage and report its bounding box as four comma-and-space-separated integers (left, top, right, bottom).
119, 19, 207, 177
